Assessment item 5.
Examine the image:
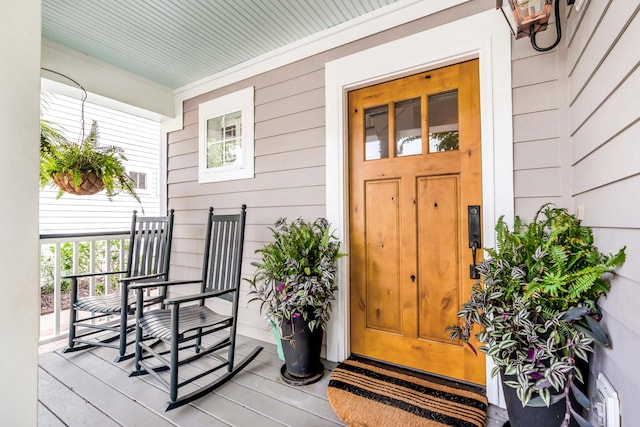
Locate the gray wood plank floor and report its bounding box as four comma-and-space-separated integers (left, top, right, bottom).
38, 334, 508, 426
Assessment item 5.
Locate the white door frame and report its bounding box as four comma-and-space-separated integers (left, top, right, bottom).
324, 9, 514, 406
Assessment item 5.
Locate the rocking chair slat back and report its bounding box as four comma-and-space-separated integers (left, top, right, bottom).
128, 213, 174, 279
203, 208, 246, 302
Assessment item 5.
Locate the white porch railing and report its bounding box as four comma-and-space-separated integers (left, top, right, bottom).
39, 230, 129, 345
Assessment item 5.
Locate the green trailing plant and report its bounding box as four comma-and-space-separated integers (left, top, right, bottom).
447, 205, 625, 427
247, 217, 345, 334
40, 119, 141, 206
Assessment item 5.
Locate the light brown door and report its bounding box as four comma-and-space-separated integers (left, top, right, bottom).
349, 59, 485, 385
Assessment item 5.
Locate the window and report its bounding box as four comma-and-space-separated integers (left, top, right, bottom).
198, 87, 254, 183
205, 113, 240, 169
129, 171, 147, 190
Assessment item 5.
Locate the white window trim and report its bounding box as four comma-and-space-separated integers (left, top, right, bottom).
128, 169, 152, 194
324, 10, 514, 407
198, 86, 254, 183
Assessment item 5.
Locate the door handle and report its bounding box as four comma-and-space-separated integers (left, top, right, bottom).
468, 205, 481, 280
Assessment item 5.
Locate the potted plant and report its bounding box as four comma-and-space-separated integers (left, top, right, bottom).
447, 205, 625, 427
248, 217, 344, 385
40, 119, 141, 205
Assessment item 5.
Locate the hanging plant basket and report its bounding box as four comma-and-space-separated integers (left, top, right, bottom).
52, 172, 105, 196
40, 68, 141, 207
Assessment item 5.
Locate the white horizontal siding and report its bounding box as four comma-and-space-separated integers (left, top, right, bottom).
567, 0, 637, 103
508, 0, 574, 219
571, 65, 640, 163
514, 168, 563, 198
511, 28, 567, 216
573, 121, 640, 195
569, 7, 640, 133
512, 81, 559, 115
573, 176, 640, 229
567, 1, 640, 425
513, 139, 561, 170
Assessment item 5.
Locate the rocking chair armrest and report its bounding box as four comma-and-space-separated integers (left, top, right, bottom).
62, 270, 127, 280
164, 288, 235, 306
119, 272, 169, 285
129, 279, 204, 291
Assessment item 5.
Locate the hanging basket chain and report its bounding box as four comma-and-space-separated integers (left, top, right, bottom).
41, 68, 103, 195
41, 67, 87, 144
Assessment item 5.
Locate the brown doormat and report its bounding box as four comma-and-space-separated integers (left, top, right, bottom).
327, 357, 488, 427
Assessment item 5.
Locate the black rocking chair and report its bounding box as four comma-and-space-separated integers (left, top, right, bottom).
129, 205, 263, 411
63, 210, 174, 362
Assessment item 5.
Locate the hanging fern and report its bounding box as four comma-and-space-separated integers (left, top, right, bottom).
40, 119, 141, 205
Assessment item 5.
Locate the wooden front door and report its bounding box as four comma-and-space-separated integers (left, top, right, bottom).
349, 59, 485, 385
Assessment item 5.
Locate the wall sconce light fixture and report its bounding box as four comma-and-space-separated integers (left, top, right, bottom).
497, 0, 575, 51
496, 0, 553, 39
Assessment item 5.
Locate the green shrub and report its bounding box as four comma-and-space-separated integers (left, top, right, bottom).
40, 239, 126, 295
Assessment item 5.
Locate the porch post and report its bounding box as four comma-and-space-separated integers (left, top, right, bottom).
0, 1, 41, 425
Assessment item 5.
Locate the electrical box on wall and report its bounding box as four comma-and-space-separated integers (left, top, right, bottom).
594, 373, 620, 427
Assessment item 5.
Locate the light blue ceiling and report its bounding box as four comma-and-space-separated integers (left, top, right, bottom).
42, 0, 400, 90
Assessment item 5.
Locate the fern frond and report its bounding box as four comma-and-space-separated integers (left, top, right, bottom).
567, 270, 600, 301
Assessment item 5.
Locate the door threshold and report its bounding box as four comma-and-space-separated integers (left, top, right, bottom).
349, 353, 485, 394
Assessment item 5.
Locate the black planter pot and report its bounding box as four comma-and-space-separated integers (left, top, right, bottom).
501, 378, 573, 427
279, 312, 324, 385
501, 362, 589, 427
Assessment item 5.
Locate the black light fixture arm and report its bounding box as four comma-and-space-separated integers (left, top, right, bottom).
530, 0, 562, 52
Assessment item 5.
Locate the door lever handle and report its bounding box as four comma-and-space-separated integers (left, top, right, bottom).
468, 205, 481, 280
470, 241, 480, 280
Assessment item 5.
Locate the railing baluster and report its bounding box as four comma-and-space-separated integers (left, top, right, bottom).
73, 242, 79, 275
54, 242, 61, 337
119, 238, 125, 277
39, 230, 129, 345
72, 241, 79, 329
106, 238, 112, 295
90, 240, 96, 297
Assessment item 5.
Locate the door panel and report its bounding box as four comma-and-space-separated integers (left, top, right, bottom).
349, 59, 484, 385
417, 175, 459, 343
365, 179, 402, 333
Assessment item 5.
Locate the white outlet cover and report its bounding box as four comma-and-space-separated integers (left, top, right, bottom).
596, 373, 620, 427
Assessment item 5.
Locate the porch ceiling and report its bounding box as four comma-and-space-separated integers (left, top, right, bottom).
42, 0, 399, 90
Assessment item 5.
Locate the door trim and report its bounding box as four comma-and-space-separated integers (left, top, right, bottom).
324, 9, 514, 406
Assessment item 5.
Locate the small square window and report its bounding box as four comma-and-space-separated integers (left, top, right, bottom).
129, 171, 147, 190
198, 87, 254, 183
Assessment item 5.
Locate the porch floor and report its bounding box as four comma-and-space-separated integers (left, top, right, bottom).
38, 334, 508, 426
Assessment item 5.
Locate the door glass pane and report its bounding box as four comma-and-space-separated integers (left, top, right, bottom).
364, 105, 389, 160
395, 98, 422, 157
428, 90, 459, 153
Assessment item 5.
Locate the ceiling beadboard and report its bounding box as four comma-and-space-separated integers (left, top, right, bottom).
42, 0, 399, 89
